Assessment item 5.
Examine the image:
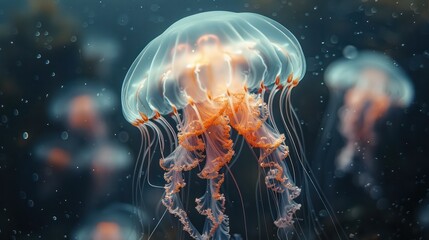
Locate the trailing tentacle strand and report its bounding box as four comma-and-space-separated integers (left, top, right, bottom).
228, 92, 302, 229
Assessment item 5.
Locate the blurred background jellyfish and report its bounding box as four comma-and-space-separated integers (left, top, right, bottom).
33, 135, 78, 200
121, 11, 318, 239
81, 34, 121, 78
29, 79, 132, 216
33, 135, 132, 208
323, 51, 414, 174
50, 83, 116, 139
80, 141, 133, 207
44, 82, 133, 207
73, 203, 144, 240
35, 137, 74, 171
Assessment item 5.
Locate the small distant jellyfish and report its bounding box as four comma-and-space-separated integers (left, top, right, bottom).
34, 137, 75, 170
324, 51, 414, 172
50, 83, 116, 139
33, 136, 78, 199
122, 11, 307, 239
81, 141, 132, 205
89, 141, 132, 173
92, 222, 122, 240
73, 204, 144, 240
68, 95, 101, 132
82, 35, 121, 77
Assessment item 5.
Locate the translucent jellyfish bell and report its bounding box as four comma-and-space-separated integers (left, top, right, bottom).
73, 204, 144, 240
50, 82, 116, 138
323, 51, 414, 172
325, 51, 414, 107
121, 11, 318, 239
122, 11, 305, 124
34, 137, 75, 170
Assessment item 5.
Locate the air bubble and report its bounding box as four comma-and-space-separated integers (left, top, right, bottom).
61, 131, 69, 140
343, 45, 358, 59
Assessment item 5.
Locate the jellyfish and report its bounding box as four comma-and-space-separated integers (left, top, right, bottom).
324, 51, 413, 173
81, 140, 133, 206
50, 82, 116, 139
33, 136, 77, 199
122, 11, 307, 239
33, 135, 131, 204
35, 140, 72, 170
73, 204, 144, 240
82, 35, 121, 77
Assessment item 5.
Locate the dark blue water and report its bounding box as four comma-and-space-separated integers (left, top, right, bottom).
1, 1, 428, 239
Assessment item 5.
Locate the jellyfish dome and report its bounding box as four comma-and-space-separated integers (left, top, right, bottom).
122, 11, 305, 124
50, 82, 116, 138
73, 204, 143, 240
122, 11, 308, 239
51, 82, 116, 121
324, 51, 414, 107
323, 51, 414, 173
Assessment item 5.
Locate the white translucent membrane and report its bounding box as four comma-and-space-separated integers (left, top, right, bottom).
122, 11, 306, 123
324, 51, 414, 107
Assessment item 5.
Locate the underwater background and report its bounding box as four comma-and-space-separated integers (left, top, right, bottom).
1, 0, 429, 239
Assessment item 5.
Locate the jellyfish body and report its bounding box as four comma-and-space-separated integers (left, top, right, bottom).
50, 83, 116, 139
122, 11, 305, 239
324, 51, 413, 172
73, 204, 143, 240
